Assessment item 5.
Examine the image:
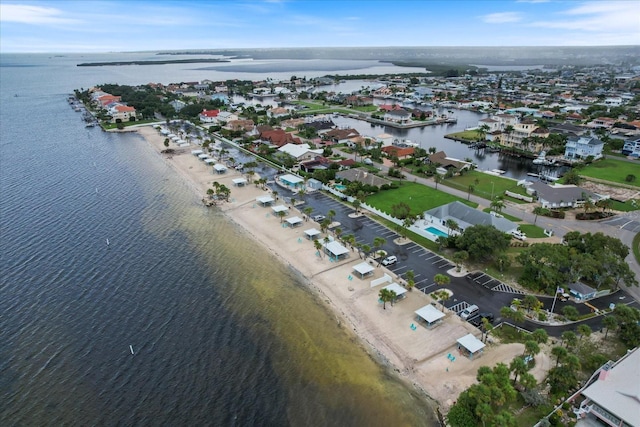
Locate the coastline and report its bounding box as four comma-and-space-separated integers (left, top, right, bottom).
134, 125, 550, 413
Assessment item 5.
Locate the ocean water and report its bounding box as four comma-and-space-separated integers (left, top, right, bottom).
0, 53, 439, 426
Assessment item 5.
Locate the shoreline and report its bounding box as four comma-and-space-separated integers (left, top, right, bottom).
134, 125, 550, 414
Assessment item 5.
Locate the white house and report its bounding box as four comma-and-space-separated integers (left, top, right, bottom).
383, 109, 411, 124
622, 137, 640, 157
277, 143, 322, 161
169, 99, 187, 112
199, 109, 219, 123
564, 135, 605, 160
109, 104, 137, 123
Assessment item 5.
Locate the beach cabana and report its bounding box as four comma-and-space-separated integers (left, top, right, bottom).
271, 205, 288, 215
353, 262, 375, 279
213, 164, 227, 174
256, 195, 275, 207
415, 304, 445, 328
198, 153, 209, 160
204, 158, 216, 164
191, 149, 203, 156
382, 282, 407, 302
304, 228, 321, 240
285, 216, 303, 227
456, 334, 486, 359
232, 178, 248, 187
279, 174, 304, 190
323, 241, 349, 260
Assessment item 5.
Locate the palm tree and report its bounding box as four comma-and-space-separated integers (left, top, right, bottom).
532, 206, 545, 225
327, 209, 336, 224
523, 340, 540, 358
490, 197, 505, 213
452, 251, 468, 272
577, 324, 592, 342
378, 288, 396, 310
561, 331, 577, 349
433, 273, 450, 287
445, 219, 459, 235
352, 199, 361, 215
272, 190, 279, 201
467, 184, 475, 201
602, 316, 618, 340
303, 207, 313, 221
551, 346, 568, 367
433, 173, 443, 190
360, 244, 371, 260
510, 356, 528, 384
334, 227, 343, 241
373, 237, 386, 263
313, 239, 323, 258
276, 210, 286, 223
477, 124, 490, 142
320, 219, 330, 234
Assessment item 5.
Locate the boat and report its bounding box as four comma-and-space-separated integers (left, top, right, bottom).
532, 151, 547, 165
106, 238, 110, 246
129, 345, 134, 355
527, 173, 540, 178
491, 169, 506, 175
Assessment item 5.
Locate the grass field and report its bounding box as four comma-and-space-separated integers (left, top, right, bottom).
518, 224, 548, 238
365, 181, 476, 216
578, 158, 640, 187
446, 130, 481, 141
443, 170, 530, 201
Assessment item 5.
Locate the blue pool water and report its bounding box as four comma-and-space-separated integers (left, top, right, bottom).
334, 184, 347, 191
425, 226, 448, 237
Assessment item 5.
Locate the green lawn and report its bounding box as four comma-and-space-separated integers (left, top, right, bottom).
365, 181, 476, 217
443, 170, 530, 202
611, 199, 640, 212
518, 224, 548, 238
446, 130, 482, 141
349, 105, 378, 112
578, 158, 640, 187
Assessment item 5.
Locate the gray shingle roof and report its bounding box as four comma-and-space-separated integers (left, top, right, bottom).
425, 201, 517, 233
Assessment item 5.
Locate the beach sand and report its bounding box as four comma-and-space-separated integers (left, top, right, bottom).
136, 126, 550, 413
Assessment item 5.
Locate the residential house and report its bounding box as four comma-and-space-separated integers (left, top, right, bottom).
549, 122, 587, 137
423, 202, 519, 235
260, 129, 301, 147
267, 107, 290, 118
564, 135, 605, 160
109, 104, 137, 123
527, 182, 597, 209
376, 133, 394, 147
216, 111, 237, 123
324, 128, 360, 144
382, 145, 414, 159
477, 117, 501, 133
225, 119, 255, 133
302, 117, 335, 134
425, 151, 472, 173
199, 109, 220, 123
383, 109, 412, 124
169, 99, 187, 112
577, 348, 640, 427
622, 137, 640, 157
589, 117, 616, 129
277, 143, 322, 162
335, 168, 391, 188
568, 281, 597, 301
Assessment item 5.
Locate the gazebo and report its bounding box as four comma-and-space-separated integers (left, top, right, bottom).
382, 283, 407, 302
456, 334, 486, 359
279, 174, 304, 190
256, 195, 275, 206
198, 153, 209, 160
285, 216, 303, 227
353, 262, 375, 279
415, 304, 445, 328
271, 205, 288, 215
204, 158, 216, 164
232, 178, 248, 187
304, 228, 321, 240
323, 241, 349, 260
213, 164, 227, 174
191, 149, 203, 156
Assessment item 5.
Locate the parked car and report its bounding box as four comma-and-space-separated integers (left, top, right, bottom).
460, 304, 479, 320
381, 255, 397, 266
312, 215, 326, 222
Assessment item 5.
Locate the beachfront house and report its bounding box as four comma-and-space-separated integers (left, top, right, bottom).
109, 104, 137, 123
199, 109, 220, 123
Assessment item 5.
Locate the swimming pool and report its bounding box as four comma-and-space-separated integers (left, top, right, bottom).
425, 226, 448, 238
334, 184, 347, 191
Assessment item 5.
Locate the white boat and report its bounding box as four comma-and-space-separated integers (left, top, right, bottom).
491, 169, 506, 175
533, 151, 547, 165
129, 345, 134, 355
106, 238, 110, 246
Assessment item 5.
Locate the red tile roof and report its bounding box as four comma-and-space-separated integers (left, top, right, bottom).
200, 109, 219, 117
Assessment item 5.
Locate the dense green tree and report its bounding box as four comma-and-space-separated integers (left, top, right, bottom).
602, 315, 618, 340
613, 305, 640, 348
456, 225, 511, 262
378, 288, 396, 310
551, 346, 568, 367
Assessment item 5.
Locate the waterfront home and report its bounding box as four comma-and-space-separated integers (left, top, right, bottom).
477, 117, 501, 133
169, 99, 187, 112
382, 145, 414, 159
564, 135, 604, 160
424, 151, 472, 173
109, 104, 136, 123
383, 109, 411, 124
622, 137, 640, 157
423, 202, 519, 235
267, 107, 290, 118
324, 128, 360, 144
260, 129, 301, 147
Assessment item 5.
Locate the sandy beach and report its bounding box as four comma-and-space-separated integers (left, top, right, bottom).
136, 126, 550, 413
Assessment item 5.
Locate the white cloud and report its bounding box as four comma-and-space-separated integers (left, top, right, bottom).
530, 1, 640, 33
0, 4, 81, 24
481, 12, 523, 24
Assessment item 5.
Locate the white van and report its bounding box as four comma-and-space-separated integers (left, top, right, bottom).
510, 230, 527, 241
460, 305, 479, 320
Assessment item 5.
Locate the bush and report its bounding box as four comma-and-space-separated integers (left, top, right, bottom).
538, 312, 548, 322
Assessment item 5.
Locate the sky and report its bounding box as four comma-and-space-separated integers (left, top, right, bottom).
1, 0, 639, 53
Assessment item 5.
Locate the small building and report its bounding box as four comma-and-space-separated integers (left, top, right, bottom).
528, 182, 596, 209
285, 216, 303, 228
232, 178, 248, 187
569, 281, 597, 301
278, 174, 304, 190
307, 178, 322, 191
352, 262, 375, 279
304, 228, 321, 240
271, 205, 288, 215
415, 304, 445, 328
199, 109, 220, 123
456, 334, 486, 359
423, 201, 519, 235
382, 282, 408, 302
256, 195, 275, 206
323, 241, 349, 260
564, 135, 605, 160
213, 164, 227, 174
